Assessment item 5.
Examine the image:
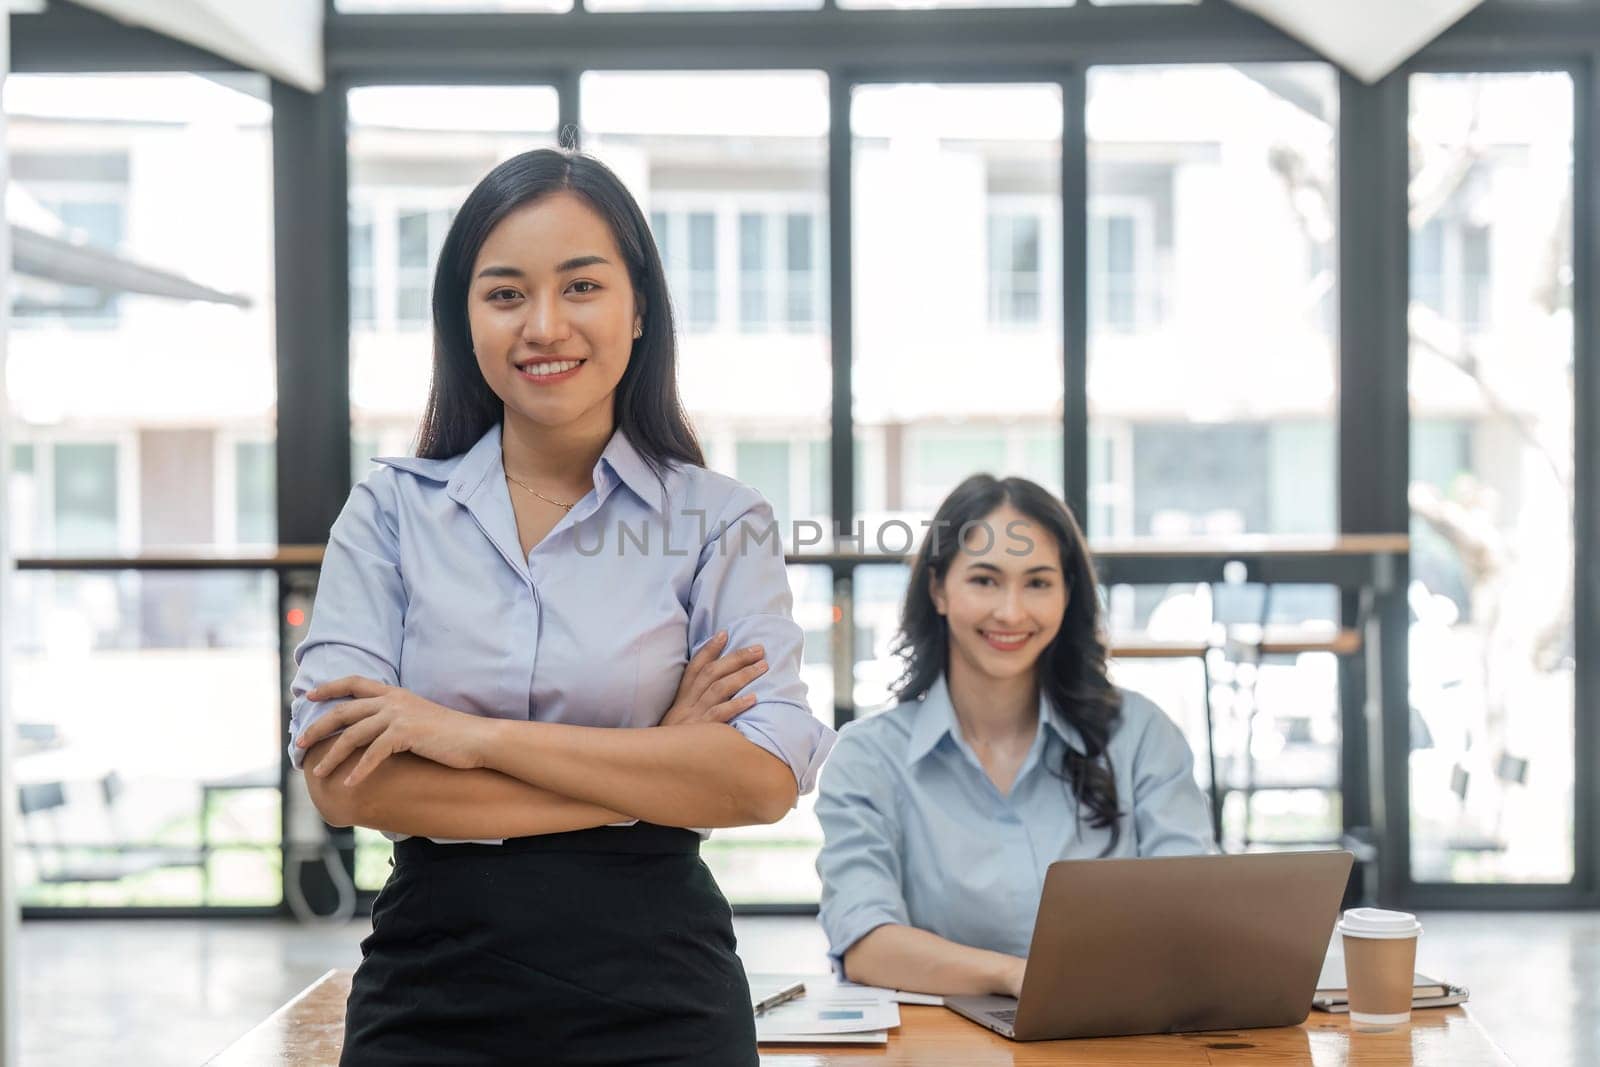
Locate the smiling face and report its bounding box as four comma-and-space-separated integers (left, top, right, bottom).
467, 190, 642, 434
931, 503, 1069, 687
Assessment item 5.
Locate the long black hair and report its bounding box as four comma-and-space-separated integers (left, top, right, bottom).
890, 474, 1124, 850
413, 147, 704, 477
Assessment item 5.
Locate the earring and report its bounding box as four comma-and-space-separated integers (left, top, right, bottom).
632, 322, 643, 340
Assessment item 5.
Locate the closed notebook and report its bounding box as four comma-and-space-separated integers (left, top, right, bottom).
1312, 958, 1469, 1012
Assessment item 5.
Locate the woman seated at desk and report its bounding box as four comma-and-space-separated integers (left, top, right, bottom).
815, 475, 1216, 999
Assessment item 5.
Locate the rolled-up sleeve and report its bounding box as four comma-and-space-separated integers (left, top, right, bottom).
688, 485, 836, 797
1128, 693, 1218, 856
285, 471, 407, 771
815, 726, 908, 967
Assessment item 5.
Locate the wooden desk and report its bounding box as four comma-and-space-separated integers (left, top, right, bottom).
209, 969, 1511, 1066
207, 968, 346, 1065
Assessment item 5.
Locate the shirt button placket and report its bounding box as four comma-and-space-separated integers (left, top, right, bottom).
524, 570, 541, 720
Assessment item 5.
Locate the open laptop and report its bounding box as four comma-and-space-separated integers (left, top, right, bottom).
947, 849, 1353, 1041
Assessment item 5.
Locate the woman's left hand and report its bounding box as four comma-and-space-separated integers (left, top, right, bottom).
297, 676, 492, 787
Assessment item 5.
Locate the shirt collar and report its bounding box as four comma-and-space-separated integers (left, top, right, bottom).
905, 674, 959, 765
597, 426, 667, 516
905, 671, 1087, 765
376, 420, 667, 586
440, 419, 506, 503
370, 452, 459, 482
433, 420, 526, 583
1041, 696, 1088, 758
436, 418, 664, 516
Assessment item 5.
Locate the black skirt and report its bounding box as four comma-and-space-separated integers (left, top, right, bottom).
339, 824, 758, 1067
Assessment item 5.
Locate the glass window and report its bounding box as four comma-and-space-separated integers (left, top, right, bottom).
687, 211, 719, 330
52, 199, 121, 244
5, 73, 275, 556
234, 440, 276, 546
585, 74, 832, 901
52, 443, 119, 554
732, 209, 824, 334
350, 204, 376, 326
1087, 64, 1338, 540
1461, 224, 1491, 330
988, 211, 1043, 326
1103, 580, 1342, 849
1022, 429, 1063, 491
583, 71, 831, 541
905, 428, 1007, 513
1091, 208, 1150, 333
807, 439, 830, 521
785, 211, 819, 330
1309, 236, 1336, 334
346, 85, 560, 463
350, 433, 382, 488
588, 0, 818, 11
652, 209, 722, 333
394, 208, 446, 326
396, 211, 428, 292
12, 570, 282, 907
1412, 217, 1446, 311
838, 0, 1194, 6
852, 562, 913, 714
854, 83, 1063, 542
1408, 71, 1575, 885
840, 0, 1069, 9
337, 0, 571, 10
1411, 170, 1495, 334
735, 440, 792, 529
701, 563, 835, 903
5, 73, 280, 910
9, 444, 40, 560
739, 212, 769, 330
11, 180, 127, 327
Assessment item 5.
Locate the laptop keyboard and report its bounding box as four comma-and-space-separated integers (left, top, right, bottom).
987, 1009, 1017, 1023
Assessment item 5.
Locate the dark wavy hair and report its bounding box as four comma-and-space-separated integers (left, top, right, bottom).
890, 474, 1124, 850
412, 147, 704, 478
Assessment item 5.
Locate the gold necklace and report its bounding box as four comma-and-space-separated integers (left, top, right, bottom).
503, 470, 576, 511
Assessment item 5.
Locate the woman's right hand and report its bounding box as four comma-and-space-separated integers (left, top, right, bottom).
659, 631, 769, 727
1001, 956, 1027, 1000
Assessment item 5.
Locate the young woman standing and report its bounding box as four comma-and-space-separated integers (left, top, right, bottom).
290, 148, 834, 1065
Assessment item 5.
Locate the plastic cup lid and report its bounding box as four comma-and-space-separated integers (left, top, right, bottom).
1336, 907, 1422, 939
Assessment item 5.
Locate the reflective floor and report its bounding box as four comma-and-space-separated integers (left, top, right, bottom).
17, 911, 1599, 1066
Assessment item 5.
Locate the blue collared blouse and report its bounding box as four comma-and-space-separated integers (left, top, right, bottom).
815, 674, 1214, 962
286, 418, 837, 843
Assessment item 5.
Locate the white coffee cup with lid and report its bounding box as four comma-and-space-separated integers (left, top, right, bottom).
1336, 907, 1423, 940
1336, 908, 1423, 1028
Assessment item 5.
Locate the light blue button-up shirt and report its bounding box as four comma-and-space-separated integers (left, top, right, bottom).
815, 675, 1214, 962
286, 418, 836, 843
